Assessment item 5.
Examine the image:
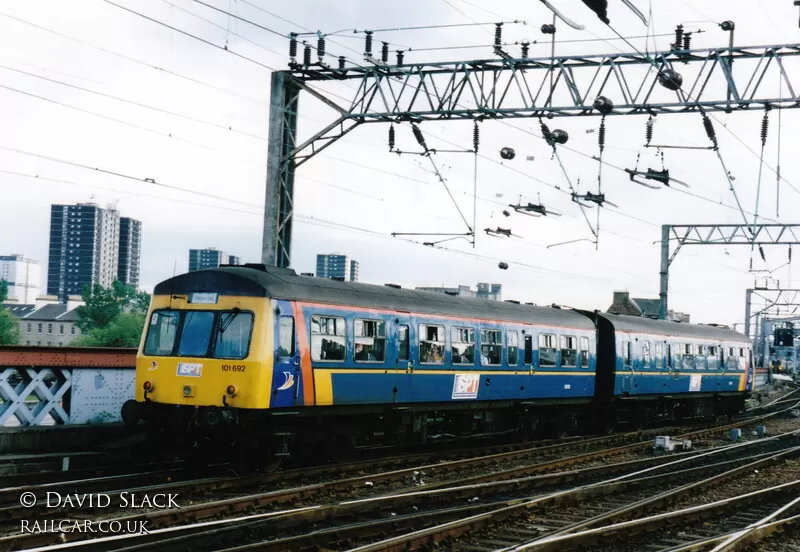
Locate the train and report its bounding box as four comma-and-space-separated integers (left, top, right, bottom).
121, 264, 754, 463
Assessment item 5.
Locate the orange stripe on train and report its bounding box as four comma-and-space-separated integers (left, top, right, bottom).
291, 302, 316, 406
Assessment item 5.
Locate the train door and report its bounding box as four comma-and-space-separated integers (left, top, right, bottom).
523, 329, 535, 395
394, 313, 412, 403
273, 308, 302, 407
620, 333, 633, 394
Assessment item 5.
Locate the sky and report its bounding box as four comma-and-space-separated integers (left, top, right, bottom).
1, 0, 800, 331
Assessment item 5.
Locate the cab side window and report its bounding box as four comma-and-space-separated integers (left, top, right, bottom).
278, 316, 295, 358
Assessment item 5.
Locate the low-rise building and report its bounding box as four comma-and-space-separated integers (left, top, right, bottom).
606, 291, 690, 323
18, 304, 82, 346
416, 283, 503, 301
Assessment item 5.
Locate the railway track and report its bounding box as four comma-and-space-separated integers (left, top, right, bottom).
5, 412, 797, 551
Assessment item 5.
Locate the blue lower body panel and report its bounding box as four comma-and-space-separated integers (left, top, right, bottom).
326, 371, 595, 405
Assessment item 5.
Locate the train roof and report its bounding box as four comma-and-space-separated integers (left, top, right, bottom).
154, 265, 595, 329
592, 311, 751, 343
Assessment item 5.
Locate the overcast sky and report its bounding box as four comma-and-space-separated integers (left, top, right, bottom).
1, 0, 799, 329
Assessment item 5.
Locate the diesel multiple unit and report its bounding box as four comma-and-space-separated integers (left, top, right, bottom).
122, 264, 753, 459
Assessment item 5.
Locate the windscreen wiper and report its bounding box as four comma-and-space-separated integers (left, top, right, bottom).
218, 308, 241, 334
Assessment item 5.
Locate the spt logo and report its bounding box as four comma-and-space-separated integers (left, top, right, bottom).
452, 373, 480, 399
176, 363, 203, 377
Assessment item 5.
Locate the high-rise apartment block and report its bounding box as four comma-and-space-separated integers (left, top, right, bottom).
118, 218, 142, 288
189, 248, 241, 272
47, 203, 142, 301
316, 253, 359, 282
0, 255, 41, 303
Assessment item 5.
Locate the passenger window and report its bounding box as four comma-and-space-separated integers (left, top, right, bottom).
655, 342, 664, 368
480, 329, 502, 366
539, 334, 556, 367
451, 327, 475, 365
666, 344, 672, 368
524, 334, 533, 365
178, 311, 214, 357
579, 336, 589, 367
507, 331, 519, 366
420, 324, 445, 364
355, 319, 386, 362
708, 346, 718, 371
215, 312, 254, 359
642, 341, 651, 364
621, 340, 631, 365
311, 315, 346, 361
278, 316, 295, 357
398, 325, 409, 361
683, 343, 695, 371
560, 335, 577, 367
144, 310, 179, 355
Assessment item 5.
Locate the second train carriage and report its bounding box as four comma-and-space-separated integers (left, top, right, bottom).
122, 264, 753, 459
586, 311, 753, 426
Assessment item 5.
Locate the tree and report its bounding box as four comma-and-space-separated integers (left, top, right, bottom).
0, 280, 20, 345
76, 281, 151, 333
71, 313, 145, 348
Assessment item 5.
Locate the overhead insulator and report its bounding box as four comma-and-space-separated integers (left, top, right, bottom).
541, 24, 556, 34
598, 118, 606, 152
338, 56, 346, 70
500, 147, 516, 160
551, 129, 569, 144
381, 42, 389, 63
593, 96, 614, 115
303, 44, 312, 66
540, 120, 553, 143
317, 37, 326, 60
396, 50, 404, 66
702, 112, 718, 147
388, 124, 395, 151
759, 246, 766, 262
498, 262, 509, 270
412, 125, 427, 150
658, 69, 683, 91
494, 23, 503, 49
761, 109, 770, 147
473, 121, 480, 153
683, 33, 692, 50
673, 24, 684, 50
289, 32, 298, 60
645, 116, 654, 146
790, 246, 793, 263
720, 20, 735, 31
521, 41, 530, 58
364, 31, 373, 58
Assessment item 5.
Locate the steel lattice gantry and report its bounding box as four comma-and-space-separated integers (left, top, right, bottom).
263, 43, 800, 267
660, 225, 800, 321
